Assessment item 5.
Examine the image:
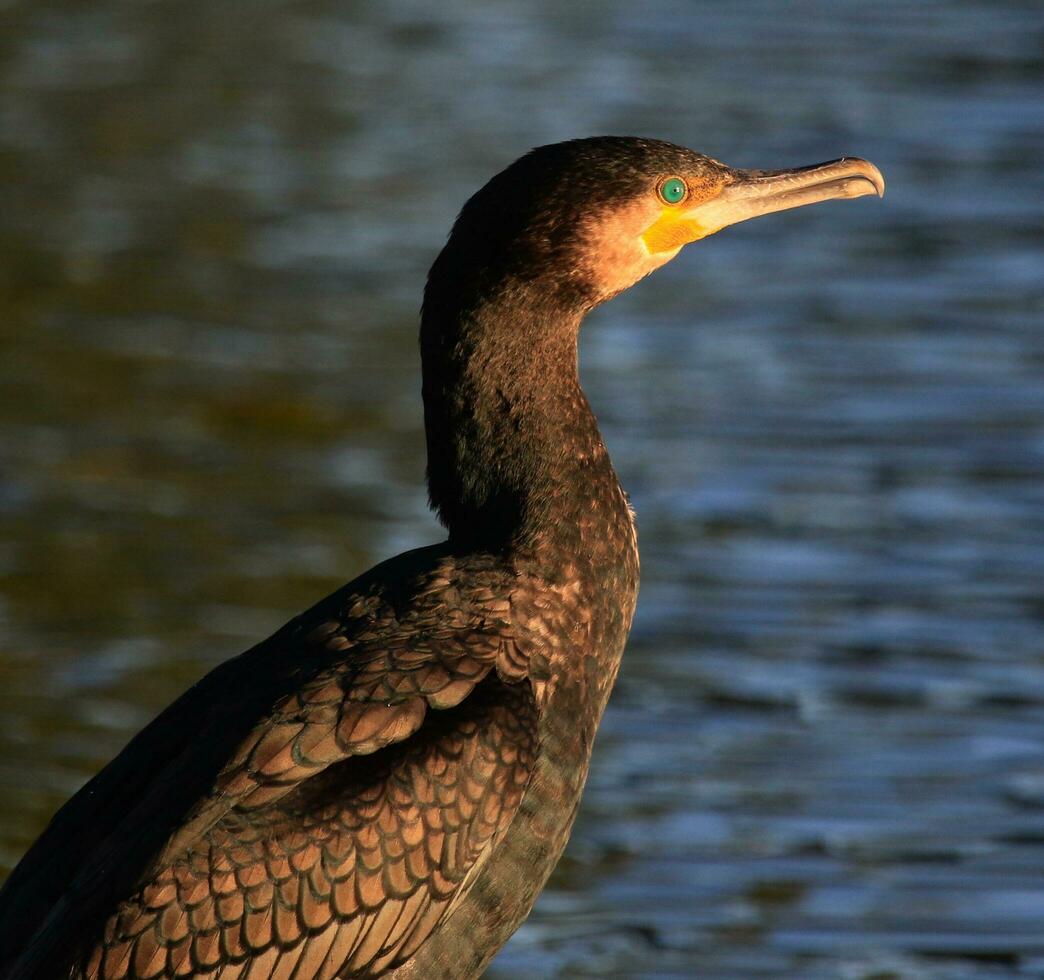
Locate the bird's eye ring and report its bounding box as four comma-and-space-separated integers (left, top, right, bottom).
658, 177, 688, 205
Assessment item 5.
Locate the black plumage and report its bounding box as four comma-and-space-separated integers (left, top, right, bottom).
0, 137, 882, 979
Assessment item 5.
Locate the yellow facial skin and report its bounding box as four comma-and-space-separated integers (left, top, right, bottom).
641, 205, 716, 252
641, 177, 728, 254
640, 158, 885, 256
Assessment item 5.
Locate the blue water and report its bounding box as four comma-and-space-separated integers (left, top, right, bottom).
1, 1, 1042, 976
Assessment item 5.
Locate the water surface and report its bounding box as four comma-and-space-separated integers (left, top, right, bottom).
1, 1, 1043, 976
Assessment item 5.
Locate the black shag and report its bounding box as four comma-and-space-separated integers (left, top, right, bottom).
0, 137, 883, 979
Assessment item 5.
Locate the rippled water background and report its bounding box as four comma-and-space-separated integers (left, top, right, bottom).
1, 1, 1042, 976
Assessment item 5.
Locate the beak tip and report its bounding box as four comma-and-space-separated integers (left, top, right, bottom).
848, 157, 885, 199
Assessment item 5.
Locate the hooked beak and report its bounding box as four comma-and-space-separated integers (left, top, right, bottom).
642, 158, 885, 253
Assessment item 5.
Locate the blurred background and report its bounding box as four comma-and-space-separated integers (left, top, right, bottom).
1, 0, 1042, 976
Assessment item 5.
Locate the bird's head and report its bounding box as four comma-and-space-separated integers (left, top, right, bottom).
422, 138, 883, 540
429, 136, 884, 312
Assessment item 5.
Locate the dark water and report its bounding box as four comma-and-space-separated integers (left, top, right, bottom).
2, 0, 1043, 976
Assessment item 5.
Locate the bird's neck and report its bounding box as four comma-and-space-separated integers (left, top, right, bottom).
421, 278, 621, 554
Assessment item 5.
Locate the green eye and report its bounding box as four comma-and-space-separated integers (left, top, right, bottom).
658, 177, 687, 204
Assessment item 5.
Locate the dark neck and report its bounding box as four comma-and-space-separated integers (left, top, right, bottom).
421, 275, 616, 552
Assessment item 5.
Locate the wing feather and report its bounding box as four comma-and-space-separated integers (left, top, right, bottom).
0, 546, 534, 980
70, 676, 536, 979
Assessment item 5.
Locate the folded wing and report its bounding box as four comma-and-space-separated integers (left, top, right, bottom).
2, 568, 536, 980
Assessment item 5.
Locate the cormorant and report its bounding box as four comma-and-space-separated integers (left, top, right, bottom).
0, 137, 883, 979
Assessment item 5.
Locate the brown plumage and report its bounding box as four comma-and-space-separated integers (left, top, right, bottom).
0, 137, 882, 978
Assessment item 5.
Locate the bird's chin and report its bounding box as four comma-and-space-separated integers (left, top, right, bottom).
582, 198, 688, 300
